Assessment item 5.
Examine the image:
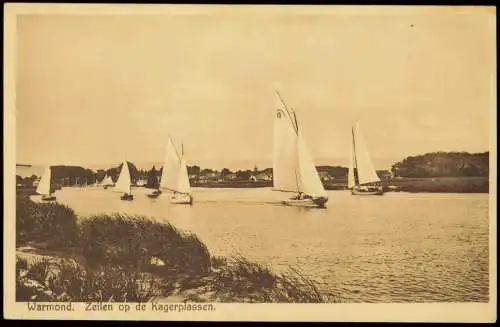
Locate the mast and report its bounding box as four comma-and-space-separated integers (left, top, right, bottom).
352, 125, 359, 186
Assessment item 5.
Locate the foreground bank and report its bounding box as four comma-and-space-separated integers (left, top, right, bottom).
16, 196, 342, 303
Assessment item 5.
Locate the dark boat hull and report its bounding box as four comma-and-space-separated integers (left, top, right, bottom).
41, 195, 57, 201
282, 196, 328, 208
351, 186, 384, 196
147, 191, 162, 199
120, 194, 134, 201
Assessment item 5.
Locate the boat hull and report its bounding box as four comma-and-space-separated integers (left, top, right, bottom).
170, 194, 193, 205
147, 190, 162, 198
41, 195, 56, 201
351, 186, 384, 196
120, 194, 134, 201
282, 196, 328, 208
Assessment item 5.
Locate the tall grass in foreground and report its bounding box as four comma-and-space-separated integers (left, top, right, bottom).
204, 256, 341, 303
16, 197, 340, 303
16, 196, 78, 249
16, 256, 161, 302
79, 214, 211, 275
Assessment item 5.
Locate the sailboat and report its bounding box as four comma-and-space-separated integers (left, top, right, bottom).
147, 168, 162, 198
36, 166, 56, 201
348, 122, 384, 195
115, 161, 134, 201
101, 173, 115, 189
150, 136, 193, 204
272, 91, 328, 208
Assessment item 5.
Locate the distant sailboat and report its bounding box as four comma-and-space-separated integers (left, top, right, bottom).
36, 166, 56, 201
150, 136, 192, 204
115, 161, 134, 201
147, 168, 162, 198
272, 91, 328, 208
101, 173, 115, 189
348, 122, 384, 195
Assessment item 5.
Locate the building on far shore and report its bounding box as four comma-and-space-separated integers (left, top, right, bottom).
318, 171, 332, 182
223, 173, 238, 181
249, 172, 273, 182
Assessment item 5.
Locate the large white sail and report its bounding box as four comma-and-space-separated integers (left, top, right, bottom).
347, 126, 356, 189
36, 166, 52, 195
176, 156, 191, 194
160, 137, 181, 192
296, 132, 327, 197
272, 92, 300, 193
353, 123, 380, 185
114, 161, 131, 193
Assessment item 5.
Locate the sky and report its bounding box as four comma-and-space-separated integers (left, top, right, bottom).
14, 6, 495, 171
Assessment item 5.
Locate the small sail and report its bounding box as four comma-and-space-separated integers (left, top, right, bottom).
272, 91, 300, 193
353, 123, 380, 185
176, 156, 191, 194
105, 175, 114, 185
114, 161, 132, 193
160, 137, 182, 192
296, 133, 327, 197
36, 166, 52, 195
101, 174, 114, 186
347, 126, 356, 189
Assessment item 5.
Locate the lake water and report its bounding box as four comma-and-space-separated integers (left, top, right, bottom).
32, 187, 490, 303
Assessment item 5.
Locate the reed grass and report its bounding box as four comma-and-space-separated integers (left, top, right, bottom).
204, 256, 339, 303
16, 256, 162, 302
16, 196, 79, 248
79, 214, 211, 275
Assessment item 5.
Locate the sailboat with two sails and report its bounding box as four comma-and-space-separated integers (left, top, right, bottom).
148, 136, 193, 205
114, 160, 134, 201
36, 166, 57, 201
348, 122, 384, 195
273, 91, 328, 208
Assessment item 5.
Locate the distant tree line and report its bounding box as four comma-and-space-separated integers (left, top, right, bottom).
16, 151, 489, 189
391, 151, 489, 178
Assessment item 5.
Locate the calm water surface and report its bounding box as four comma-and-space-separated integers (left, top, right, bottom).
33, 187, 490, 303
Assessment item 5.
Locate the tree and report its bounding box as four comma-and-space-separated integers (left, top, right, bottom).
236, 170, 252, 180
187, 165, 201, 175
220, 168, 232, 178
201, 168, 213, 175
391, 151, 489, 178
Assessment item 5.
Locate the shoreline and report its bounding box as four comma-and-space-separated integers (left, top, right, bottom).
17, 176, 489, 195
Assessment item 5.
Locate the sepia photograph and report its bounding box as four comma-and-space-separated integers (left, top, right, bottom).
3, 3, 496, 322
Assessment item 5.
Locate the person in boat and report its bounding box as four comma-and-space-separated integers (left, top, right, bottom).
291, 192, 310, 200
